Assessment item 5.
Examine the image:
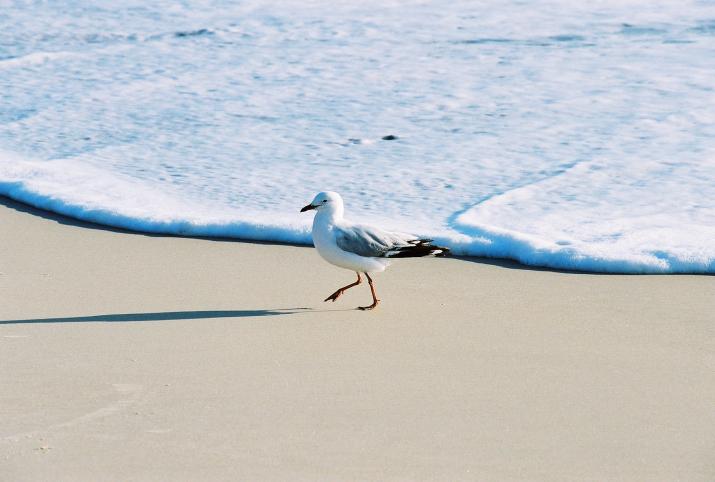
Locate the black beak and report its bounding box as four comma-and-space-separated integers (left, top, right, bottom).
300, 204, 317, 213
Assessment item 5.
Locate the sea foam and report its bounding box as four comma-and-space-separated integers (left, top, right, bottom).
1, 0, 714, 273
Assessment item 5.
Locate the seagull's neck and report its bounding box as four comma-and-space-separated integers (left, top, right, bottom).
314, 205, 344, 226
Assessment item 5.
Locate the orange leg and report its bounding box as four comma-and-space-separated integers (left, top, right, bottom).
358, 273, 380, 311
324, 272, 362, 302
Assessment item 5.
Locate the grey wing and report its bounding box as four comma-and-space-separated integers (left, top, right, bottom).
335, 224, 413, 257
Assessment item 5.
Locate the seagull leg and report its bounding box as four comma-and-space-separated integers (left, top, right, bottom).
358, 273, 380, 311
324, 272, 362, 302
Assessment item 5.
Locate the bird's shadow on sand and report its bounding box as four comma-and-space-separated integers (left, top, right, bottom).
0, 307, 358, 325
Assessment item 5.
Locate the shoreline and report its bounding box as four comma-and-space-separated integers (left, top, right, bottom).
3, 191, 712, 275
1, 195, 710, 277
1, 194, 713, 481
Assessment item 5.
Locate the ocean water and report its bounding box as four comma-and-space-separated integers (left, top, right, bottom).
1, 0, 714, 273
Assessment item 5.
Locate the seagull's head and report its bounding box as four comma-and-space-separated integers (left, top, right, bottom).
300, 191, 343, 216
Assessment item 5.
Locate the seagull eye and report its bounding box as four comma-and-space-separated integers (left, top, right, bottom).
322, 200, 328, 203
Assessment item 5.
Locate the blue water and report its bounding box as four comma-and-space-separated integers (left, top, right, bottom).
1, 1, 715, 272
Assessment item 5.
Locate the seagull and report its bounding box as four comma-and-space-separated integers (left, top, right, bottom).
300, 191, 449, 310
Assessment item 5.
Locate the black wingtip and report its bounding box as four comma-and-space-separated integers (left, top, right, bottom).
385, 241, 451, 258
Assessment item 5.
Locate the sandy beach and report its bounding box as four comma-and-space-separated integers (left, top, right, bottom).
1, 195, 713, 481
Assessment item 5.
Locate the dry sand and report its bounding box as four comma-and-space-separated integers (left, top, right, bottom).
0, 196, 713, 481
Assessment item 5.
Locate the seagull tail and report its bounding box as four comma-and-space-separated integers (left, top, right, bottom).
384, 239, 450, 258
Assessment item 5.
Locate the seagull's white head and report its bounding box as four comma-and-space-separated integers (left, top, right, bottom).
300, 191, 344, 218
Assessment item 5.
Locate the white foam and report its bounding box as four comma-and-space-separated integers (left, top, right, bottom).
0, 153, 311, 244
0, 51, 76, 69
1, 0, 714, 273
